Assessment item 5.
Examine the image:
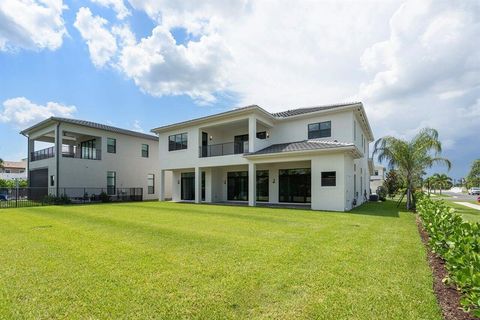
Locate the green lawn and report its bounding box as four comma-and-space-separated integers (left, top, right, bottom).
447, 201, 480, 223
0, 201, 441, 319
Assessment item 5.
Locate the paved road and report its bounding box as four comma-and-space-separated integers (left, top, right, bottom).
442, 191, 479, 202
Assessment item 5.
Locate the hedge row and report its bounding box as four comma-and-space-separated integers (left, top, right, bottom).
417, 194, 480, 316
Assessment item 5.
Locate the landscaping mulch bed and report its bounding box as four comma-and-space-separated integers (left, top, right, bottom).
416, 215, 479, 320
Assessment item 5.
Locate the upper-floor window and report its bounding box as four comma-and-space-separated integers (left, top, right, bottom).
107, 138, 116, 153
374, 170, 379, 176
169, 133, 188, 151
256, 131, 267, 139
142, 144, 149, 158
308, 121, 331, 139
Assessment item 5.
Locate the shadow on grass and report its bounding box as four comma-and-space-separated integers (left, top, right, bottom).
349, 200, 402, 218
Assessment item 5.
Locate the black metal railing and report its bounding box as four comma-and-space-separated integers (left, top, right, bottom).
31, 147, 55, 162
199, 141, 249, 157
0, 187, 143, 209
62, 145, 101, 160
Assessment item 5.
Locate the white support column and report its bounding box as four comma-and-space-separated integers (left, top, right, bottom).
248, 116, 256, 153
195, 167, 202, 203
159, 170, 165, 201
248, 162, 256, 206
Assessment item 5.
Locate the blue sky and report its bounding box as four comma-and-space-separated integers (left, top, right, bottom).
0, 0, 479, 180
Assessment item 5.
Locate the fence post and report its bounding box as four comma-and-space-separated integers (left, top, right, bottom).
84, 187, 86, 204
15, 179, 19, 208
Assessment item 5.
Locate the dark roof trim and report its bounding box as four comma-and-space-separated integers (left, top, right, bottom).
20, 117, 158, 141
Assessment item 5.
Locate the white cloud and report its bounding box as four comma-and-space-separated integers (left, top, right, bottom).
0, 0, 67, 51
0, 97, 77, 127
131, 119, 144, 132
90, 0, 130, 20
74, 7, 118, 67
358, 0, 480, 145
74, 0, 480, 163
118, 26, 230, 103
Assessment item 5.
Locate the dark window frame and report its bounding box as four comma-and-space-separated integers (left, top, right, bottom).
256, 131, 267, 139
107, 138, 116, 154
147, 173, 155, 194
256, 170, 269, 202
50, 175, 55, 187
107, 171, 116, 195
168, 133, 188, 151
321, 171, 336, 187
142, 144, 149, 158
308, 121, 331, 139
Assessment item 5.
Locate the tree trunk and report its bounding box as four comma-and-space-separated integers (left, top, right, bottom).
406, 188, 412, 210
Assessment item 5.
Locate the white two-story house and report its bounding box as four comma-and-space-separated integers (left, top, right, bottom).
20, 117, 172, 201
152, 102, 374, 211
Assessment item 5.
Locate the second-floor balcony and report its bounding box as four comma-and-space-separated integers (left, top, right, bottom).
30, 145, 102, 162
199, 141, 249, 158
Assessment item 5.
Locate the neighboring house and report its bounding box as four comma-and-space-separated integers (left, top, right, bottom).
0, 159, 27, 180
20, 117, 172, 200
152, 102, 374, 211
370, 165, 385, 193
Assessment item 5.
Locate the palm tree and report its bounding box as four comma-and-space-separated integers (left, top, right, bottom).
423, 176, 434, 195
432, 173, 452, 195
373, 128, 451, 210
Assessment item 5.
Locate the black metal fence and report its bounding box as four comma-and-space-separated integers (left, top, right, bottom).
0, 187, 143, 209
199, 141, 249, 157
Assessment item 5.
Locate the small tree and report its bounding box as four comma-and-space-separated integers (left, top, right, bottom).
373, 128, 451, 210
383, 169, 400, 198
466, 159, 480, 188
432, 173, 452, 195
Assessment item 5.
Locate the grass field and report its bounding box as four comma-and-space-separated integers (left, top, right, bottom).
447, 201, 480, 223
0, 201, 441, 319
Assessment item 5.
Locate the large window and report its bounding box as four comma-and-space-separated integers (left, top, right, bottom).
256, 170, 269, 202
181, 172, 195, 200
308, 121, 331, 139
227, 171, 248, 201
107, 171, 116, 195
169, 133, 188, 151
321, 171, 336, 186
147, 174, 155, 194
107, 138, 116, 153
81, 139, 97, 159
279, 168, 311, 203
142, 144, 149, 158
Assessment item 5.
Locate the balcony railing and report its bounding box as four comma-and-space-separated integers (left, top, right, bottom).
62, 145, 101, 160
199, 141, 249, 158
31, 147, 55, 162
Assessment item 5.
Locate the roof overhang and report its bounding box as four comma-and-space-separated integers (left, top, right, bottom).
151, 105, 274, 134
20, 118, 60, 136
243, 145, 362, 160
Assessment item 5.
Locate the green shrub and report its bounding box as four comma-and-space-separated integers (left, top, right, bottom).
417, 195, 480, 316
376, 186, 387, 201
99, 192, 110, 203
42, 194, 71, 205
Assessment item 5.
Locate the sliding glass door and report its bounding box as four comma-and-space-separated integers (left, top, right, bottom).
279, 168, 311, 203
227, 171, 248, 201
181, 172, 195, 200
256, 170, 269, 202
